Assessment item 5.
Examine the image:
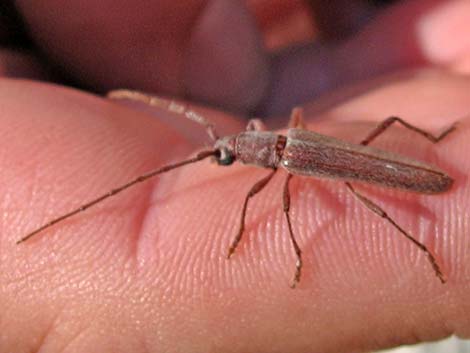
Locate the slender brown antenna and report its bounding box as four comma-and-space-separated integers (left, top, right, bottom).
17, 150, 218, 244
108, 90, 219, 142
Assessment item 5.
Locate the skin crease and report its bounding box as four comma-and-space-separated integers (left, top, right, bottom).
1, 0, 470, 352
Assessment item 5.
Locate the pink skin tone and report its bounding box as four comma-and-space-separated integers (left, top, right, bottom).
1, 1, 470, 352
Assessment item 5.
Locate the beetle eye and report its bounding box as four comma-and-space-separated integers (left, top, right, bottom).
217, 148, 235, 166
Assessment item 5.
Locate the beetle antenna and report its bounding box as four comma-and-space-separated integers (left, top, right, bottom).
108, 90, 219, 142
17, 150, 218, 244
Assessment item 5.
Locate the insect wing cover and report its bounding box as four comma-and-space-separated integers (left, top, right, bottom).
281, 129, 453, 193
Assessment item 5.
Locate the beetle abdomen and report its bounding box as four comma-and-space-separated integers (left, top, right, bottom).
281, 129, 453, 194
235, 131, 286, 169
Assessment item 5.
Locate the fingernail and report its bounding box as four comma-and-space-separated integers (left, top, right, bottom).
417, 0, 470, 64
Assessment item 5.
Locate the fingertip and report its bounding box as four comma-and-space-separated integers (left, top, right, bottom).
417, 0, 470, 68
185, 0, 270, 114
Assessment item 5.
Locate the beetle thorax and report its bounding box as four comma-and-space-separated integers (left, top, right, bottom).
234, 131, 286, 168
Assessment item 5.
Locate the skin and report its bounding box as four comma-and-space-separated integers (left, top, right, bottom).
1, 0, 470, 352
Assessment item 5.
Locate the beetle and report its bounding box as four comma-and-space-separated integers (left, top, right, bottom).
18, 90, 456, 287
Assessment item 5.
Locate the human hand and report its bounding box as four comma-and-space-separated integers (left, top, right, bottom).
1, 1, 470, 352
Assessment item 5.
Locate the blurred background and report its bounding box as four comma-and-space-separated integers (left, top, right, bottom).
0, 0, 410, 118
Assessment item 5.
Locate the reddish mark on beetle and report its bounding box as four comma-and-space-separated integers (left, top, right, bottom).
17, 90, 457, 288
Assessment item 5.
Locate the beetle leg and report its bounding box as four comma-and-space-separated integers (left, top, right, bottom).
227, 169, 277, 259
282, 173, 303, 288
360, 116, 456, 146
246, 119, 267, 131
288, 107, 306, 129
344, 182, 446, 283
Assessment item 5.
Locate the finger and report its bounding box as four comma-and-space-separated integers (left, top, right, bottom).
258, 0, 470, 115
1, 77, 469, 352
247, 0, 316, 49
15, 0, 269, 114
417, 0, 470, 73
299, 67, 470, 132
0, 78, 244, 352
